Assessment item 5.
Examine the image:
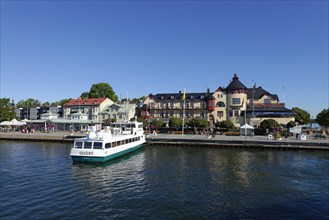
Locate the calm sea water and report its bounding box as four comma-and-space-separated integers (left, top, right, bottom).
0, 141, 328, 220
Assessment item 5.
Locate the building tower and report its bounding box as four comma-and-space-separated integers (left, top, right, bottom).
225, 74, 248, 127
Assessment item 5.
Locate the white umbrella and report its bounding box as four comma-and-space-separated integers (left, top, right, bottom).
10, 119, 26, 126
0, 121, 10, 126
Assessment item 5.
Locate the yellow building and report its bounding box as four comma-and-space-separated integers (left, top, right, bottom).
141, 74, 294, 127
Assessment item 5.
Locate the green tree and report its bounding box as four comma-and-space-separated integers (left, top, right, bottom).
292, 107, 310, 125
0, 98, 15, 121
151, 119, 165, 128
260, 119, 279, 129
15, 98, 41, 108
41, 102, 50, 107
80, 92, 89, 98
51, 99, 69, 106
286, 121, 295, 129
217, 120, 235, 131
189, 118, 208, 128
88, 82, 118, 102
169, 117, 184, 128
316, 108, 329, 129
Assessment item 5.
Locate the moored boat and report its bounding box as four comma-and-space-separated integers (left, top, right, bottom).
70, 121, 146, 162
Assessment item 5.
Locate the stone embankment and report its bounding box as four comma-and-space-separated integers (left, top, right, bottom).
0, 132, 328, 150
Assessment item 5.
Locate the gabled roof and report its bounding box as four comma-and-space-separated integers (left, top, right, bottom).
247, 87, 279, 101
226, 74, 248, 90
64, 98, 108, 106
102, 103, 136, 113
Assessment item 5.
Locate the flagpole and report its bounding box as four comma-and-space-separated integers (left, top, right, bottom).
182, 88, 186, 136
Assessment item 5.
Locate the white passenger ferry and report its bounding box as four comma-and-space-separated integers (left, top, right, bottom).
70, 121, 146, 163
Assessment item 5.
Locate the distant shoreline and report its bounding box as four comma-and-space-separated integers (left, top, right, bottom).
0, 131, 328, 150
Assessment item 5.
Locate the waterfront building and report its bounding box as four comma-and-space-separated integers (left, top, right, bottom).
63, 98, 113, 121
15, 106, 63, 120
100, 103, 137, 122
142, 73, 294, 127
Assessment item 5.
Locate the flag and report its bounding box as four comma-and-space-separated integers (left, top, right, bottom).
182, 89, 186, 101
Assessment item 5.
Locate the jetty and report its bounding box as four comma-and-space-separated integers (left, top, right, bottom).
0, 131, 328, 150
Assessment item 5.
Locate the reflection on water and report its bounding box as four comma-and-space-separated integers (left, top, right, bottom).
1, 141, 328, 219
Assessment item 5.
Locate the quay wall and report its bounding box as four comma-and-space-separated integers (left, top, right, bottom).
0, 132, 328, 150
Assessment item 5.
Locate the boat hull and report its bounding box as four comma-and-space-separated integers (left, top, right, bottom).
71, 144, 143, 163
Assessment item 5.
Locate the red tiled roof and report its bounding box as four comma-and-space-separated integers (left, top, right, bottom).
64, 98, 107, 106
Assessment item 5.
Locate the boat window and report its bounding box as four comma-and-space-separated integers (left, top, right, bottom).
105, 143, 111, 149
75, 142, 83, 148
84, 142, 92, 149
93, 142, 103, 149
112, 142, 117, 147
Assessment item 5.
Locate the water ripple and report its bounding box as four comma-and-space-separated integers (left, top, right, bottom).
1, 143, 329, 219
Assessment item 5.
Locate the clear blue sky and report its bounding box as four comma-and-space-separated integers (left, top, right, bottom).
1, 0, 328, 117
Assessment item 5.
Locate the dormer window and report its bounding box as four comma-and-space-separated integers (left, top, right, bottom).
190, 95, 194, 99
171, 96, 174, 100
93, 100, 97, 104
161, 96, 164, 100
200, 95, 204, 99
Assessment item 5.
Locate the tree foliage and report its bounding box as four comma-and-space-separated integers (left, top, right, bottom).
41, 102, 50, 107
189, 118, 208, 128
80, 92, 89, 98
51, 99, 70, 107
82, 82, 119, 102
169, 117, 184, 128
151, 119, 165, 128
15, 98, 41, 108
286, 121, 295, 129
292, 107, 310, 125
260, 119, 279, 129
316, 108, 329, 128
0, 98, 15, 122
121, 96, 145, 104
217, 120, 235, 131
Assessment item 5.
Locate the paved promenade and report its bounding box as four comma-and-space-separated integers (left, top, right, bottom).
1, 131, 328, 150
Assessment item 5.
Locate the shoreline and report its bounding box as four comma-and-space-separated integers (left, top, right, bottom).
1, 131, 328, 150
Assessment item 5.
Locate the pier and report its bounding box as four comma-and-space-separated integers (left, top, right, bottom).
0, 132, 328, 150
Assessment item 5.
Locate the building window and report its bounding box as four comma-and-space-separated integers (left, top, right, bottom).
190, 101, 194, 108
201, 112, 205, 118
234, 110, 239, 117
216, 101, 225, 107
264, 98, 271, 104
232, 98, 240, 105
229, 110, 233, 117
217, 111, 224, 118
